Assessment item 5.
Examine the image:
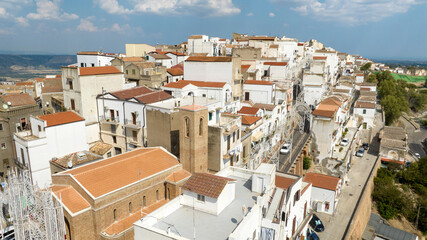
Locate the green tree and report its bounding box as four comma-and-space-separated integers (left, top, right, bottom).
381, 95, 407, 125
303, 156, 311, 170
360, 62, 372, 72
367, 74, 377, 83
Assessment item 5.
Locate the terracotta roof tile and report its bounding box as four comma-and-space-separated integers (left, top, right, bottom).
186, 56, 232, 62
245, 80, 274, 85
52, 185, 90, 214
269, 44, 279, 48
241, 115, 261, 125
354, 101, 375, 109
77, 51, 100, 55
16, 81, 33, 86
182, 173, 236, 199
237, 106, 260, 115
248, 36, 275, 41
163, 80, 226, 89
148, 53, 171, 60
298, 43, 304, 46
135, 91, 172, 104
188, 35, 203, 39
110, 86, 153, 100
89, 141, 112, 156
0, 93, 36, 107
275, 175, 297, 190
304, 172, 340, 191
179, 104, 207, 111
60, 147, 179, 198
167, 68, 183, 76
38, 111, 84, 127
313, 56, 327, 60
171, 63, 184, 70
253, 103, 276, 111
264, 62, 288, 66
312, 109, 335, 118
79, 66, 122, 76
166, 169, 191, 183
122, 57, 145, 62
241, 65, 251, 72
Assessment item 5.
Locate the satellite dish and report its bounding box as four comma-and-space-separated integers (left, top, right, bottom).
2, 104, 8, 109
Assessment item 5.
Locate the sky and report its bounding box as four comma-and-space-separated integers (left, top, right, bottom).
0, 0, 426, 59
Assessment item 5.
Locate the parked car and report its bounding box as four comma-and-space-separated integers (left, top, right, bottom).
307, 228, 320, 240
340, 138, 349, 146
362, 143, 369, 150
280, 144, 290, 154
356, 147, 365, 157
414, 153, 420, 159
309, 214, 325, 232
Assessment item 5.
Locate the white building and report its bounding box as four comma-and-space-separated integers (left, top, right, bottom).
313, 50, 339, 86
303, 58, 328, 107
165, 52, 188, 66
243, 80, 276, 104
187, 35, 214, 56
166, 67, 184, 83
13, 111, 88, 187
263, 62, 289, 81
354, 101, 376, 129
134, 163, 314, 240
304, 172, 341, 215
77, 51, 118, 67
146, 53, 173, 68
125, 43, 156, 57
61, 66, 126, 143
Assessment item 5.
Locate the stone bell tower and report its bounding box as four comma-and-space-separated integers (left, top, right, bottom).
179, 105, 208, 173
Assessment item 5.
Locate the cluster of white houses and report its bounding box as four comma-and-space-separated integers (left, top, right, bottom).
1, 32, 402, 240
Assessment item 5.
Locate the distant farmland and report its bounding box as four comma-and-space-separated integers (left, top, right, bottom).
390, 72, 427, 83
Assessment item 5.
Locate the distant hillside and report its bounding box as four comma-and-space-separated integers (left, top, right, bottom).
0, 54, 76, 80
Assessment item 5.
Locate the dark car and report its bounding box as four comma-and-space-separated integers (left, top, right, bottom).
309, 214, 325, 232
362, 143, 369, 150
307, 228, 320, 240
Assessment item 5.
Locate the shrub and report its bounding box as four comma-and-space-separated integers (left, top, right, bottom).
303, 156, 311, 170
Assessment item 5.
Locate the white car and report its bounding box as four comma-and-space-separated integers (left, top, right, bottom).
340, 138, 349, 146
414, 153, 420, 159
280, 144, 290, 154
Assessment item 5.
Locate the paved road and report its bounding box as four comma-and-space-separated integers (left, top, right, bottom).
400, 116, 427, 157
277, 130, 308, 172
315, 131, 380, 240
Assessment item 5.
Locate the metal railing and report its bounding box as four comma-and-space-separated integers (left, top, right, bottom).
124, 119, 141, 127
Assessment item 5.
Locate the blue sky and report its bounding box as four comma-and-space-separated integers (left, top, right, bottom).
0, 0, 426, 59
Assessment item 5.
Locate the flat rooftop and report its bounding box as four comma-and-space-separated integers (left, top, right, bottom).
147, 96, 219, 110
152, 176, 259, 240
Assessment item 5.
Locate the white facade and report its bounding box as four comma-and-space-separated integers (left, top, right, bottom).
184, 61, 233, 84
13, 114, 88, 187
243, 82, 276, 104
165, 53, 188, 66
310, 186, 341, 215
146, 54, 173, 68
77, 53, 115, 67
354, 105, 376, 129
187, 35, 214, 56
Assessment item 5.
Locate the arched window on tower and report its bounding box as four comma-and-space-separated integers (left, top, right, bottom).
185, 117, 190, 137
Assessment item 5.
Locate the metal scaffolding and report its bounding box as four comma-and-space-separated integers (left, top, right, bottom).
0, 170, 65, 240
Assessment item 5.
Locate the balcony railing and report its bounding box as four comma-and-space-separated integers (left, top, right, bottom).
124, 119, 142, 128
99, 115, 120, 125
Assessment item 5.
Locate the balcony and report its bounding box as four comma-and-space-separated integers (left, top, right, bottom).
99, 115, 120, 125
124, 119, 142, 129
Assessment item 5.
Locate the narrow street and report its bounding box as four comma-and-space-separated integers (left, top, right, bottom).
277, 130, 308, 172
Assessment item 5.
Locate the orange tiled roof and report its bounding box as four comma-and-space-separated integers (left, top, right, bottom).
167, 68, 183, 76
269, 44, 279, 48
79, 66, 122, 76
77, 51, 100, 55
0, 93, 36, 107
122, 57, 145, 62
186, 56, 232, 62
60, 147, 179, 198
16, 81, 33, 86
264, 62, 288, 66
248, 36, 275, 41
135, 91, 172, 104
180, 104, 207, 111
237, 106, 260, 115
110, 86, 153, 100
312, 109, 335, 118
163, 80, 226, 89
275, 175, 297, 190
304, 172, 340, 191
313, 56, 327, 60
241, 115, 261, 125
171, 63, 184, 70
354, 101, 375, 109
104, 199, 168, 235
241, 65, 251, 72
182, 173, 236, 199
253, 103, 276, 111
245, 80, 274, 85
298, 43, 304, 46
52, 185, 90, 214
38, 111, 84, 127
166, 169, 191, 183
188, 35, 203, 39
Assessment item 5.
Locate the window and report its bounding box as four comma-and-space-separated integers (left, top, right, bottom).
113, 209, 117, 221
126, 70, 128, 74
325, 201, 330, 210
0, 123, 3, 131
199, 118, 203, 136
132, 69, 136, 75
156, 190, 159, 201
184, 117, 190, 137
70, 99, 75, 110
112, 136, 117, 143
202, 94, 206, 97
132, 131, 137, 141
146, 56, 149, 61
129, 202, 132, 213
209, 112, 213, 121
143, 196, 146, 207
68, 79, 73, 90
197, 194, 205, 202
38, 125, 41, 132
1, 143, 6, 150
167, 188, 170, 199
91, 63, 95, 67
233, 132, 235, 143
20, 148, 25, 163
237, 130, 240, 140
80, 63, 84, 67
293, 190, 300, 206
106, 152, 112, 158
111, 125, 116, 134
3, 159, 9, 168
114, 147, 121, 155
363, 109, 367, 114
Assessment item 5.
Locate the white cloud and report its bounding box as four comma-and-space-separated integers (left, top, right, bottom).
269, 12, 275, 17
27, 0, 78, 21
272, 0, 424, 24
77, 18, 99, 32
0, 7, 10, 18
109, 23, 130, 33
96, 0, 241, 16
247, 12, 253, 16
15, 16, 29, 26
